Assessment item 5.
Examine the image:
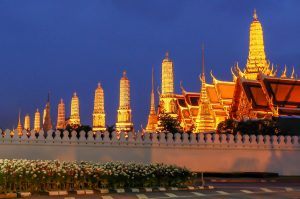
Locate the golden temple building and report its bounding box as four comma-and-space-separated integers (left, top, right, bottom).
116, 71, 133, 132
43, 94, 53, 132
56, 98, 66, 129
93, 83, 106, 132
34, 109, 41, 132
69, 92, 81, 126
230, 10, 300, 120
146, 9, 300, 133
24, 114, 30, 131
145, 67, 158, 131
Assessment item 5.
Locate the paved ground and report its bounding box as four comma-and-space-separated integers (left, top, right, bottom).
29, 180, 300, 199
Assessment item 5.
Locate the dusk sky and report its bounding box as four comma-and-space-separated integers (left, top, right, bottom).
1, 0, 300, 130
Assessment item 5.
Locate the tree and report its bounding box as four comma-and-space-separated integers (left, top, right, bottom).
217, 119, 237, 134
157, 112, 183, 135
106, 124, 116, 139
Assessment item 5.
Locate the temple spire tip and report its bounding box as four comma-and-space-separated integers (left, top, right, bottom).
253, 9, 258, 20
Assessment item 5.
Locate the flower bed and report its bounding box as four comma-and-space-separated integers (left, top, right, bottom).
0, 159, 194, 193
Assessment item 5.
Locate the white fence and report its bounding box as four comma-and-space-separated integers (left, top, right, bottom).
0, 129, 299, 175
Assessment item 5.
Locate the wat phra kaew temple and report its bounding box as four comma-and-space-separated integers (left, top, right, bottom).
15, 10, 300, 134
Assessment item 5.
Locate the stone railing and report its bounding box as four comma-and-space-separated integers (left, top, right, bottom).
0, 129, 299, 175
0, 129, 299, 149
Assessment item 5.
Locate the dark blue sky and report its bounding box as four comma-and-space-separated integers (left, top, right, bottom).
1, 0, 300, 130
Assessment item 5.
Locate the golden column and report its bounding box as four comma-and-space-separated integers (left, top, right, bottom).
70, 92, 81, 126
93, 83, 106, 132
56, 98, 66, 129
244, 9, 270, 80
146, 67, 158, 131
195, 46, 215, 133
161, 52, 174, 95
116, 71, 133, 132
43, 94, 53, 132
24, 114, 30, 131
17, 111, 23, 136
34, 109, 41, 132
159, 52, 178, 116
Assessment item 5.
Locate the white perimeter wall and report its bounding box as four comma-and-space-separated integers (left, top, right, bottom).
0, 129, 299, 175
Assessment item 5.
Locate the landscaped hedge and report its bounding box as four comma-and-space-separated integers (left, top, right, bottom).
0, 159, 194, 193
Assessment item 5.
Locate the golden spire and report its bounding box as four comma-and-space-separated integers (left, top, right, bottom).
161, 51, 174, 95
56, 98, 66, 129
34, 108, 41, 132
244, 9, 270, 80
70, 92, 81, 126
195, 45, 215, 133
43, 93, 53, 132
146, 66, 158, 131
93, 82, 106, 132
17, 110, 23, 136
24, 114, 30, 131
116, 71, 133, 132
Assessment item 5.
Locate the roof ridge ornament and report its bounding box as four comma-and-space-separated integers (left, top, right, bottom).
180, 81, 186, 94
231, 67, 237, 82
281, 65, 287, 78
210, 70, 217, 84
291, 66, 295, 79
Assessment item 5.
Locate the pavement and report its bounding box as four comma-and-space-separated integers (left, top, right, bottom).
28, 178, 300, 199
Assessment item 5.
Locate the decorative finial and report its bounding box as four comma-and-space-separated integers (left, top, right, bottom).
98, 82, 101, 88
201, 44, 205, 80
74, 92, 77, 96
18, 109, 21, 123
47, 92, 50, 103
60, 98, 64, 103
151, 66, 154, 92
253, 9, 258, 20
165, 51, 169, 59
123, 70, 127, 77
36, 108, 39, 112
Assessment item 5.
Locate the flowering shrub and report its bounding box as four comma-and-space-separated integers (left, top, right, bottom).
0, 159, 194, 193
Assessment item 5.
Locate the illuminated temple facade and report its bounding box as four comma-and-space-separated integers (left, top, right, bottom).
146, 10, 300, 133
